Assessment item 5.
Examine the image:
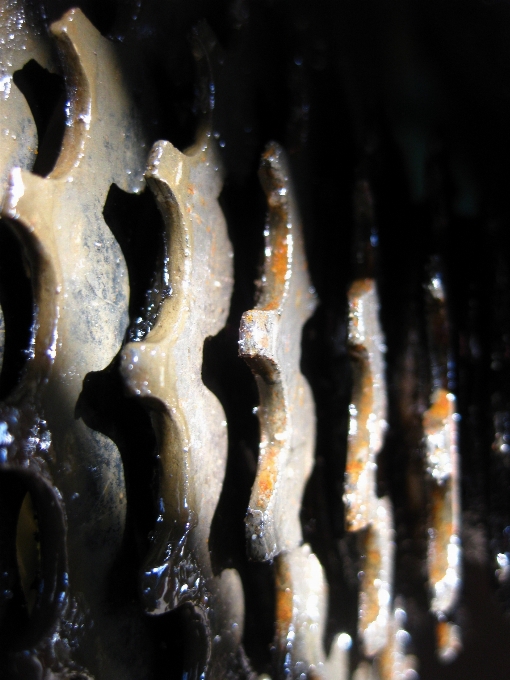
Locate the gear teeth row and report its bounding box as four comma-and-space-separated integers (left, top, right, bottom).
119, 61, 245, 680
345, 278, 396, 661
0, 6, 464, 679
0, 8, 149, 677
239, 143, 317, 563
424, 266, 462, 650
240, 143, 350, 678
0, 0, 55, 199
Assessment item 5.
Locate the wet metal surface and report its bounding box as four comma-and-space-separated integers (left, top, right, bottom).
240, 145, 348, 678
239, 143, 317, 562
344, 280, 387, 532
1, 8, 148, 677
423, 267, 461, 649
345, 278, 394, 659
0, 3, 505, 680
275, 545, 350, 680
120, 33, 245, 677
0, 0, 54, 200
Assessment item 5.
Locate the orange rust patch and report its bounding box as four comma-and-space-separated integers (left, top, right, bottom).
346, 457, 365, 481
360, 530, 382, 630
429, 482, 453, 586
436, 620, 450, 651
263, 222, 289, 311
424, 388, 450, 434
346, 358, 373, 487
275, 556, 293, 643
187, 184, 195, 195
255, 445, 279, 504
349, 278, 374, 301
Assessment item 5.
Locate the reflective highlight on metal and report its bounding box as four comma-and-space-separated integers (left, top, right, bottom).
240, 145, 350, 678
345, 277, 395, 658
119, 33, 245, 677
424, 270, 461, 620
0, 0, 54, 199
275, 546, 350, 680
1, 8, 148, 676
239, 143, 317, 562
0, 4, 476, 679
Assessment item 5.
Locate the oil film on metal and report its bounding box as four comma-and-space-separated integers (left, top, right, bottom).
0, 2, 509, 680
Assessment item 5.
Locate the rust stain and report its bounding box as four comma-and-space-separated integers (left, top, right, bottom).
241, 142, 316, 561
360, 530, 382, 630
424, 388, 450, 434
346, 457, 365, 481
346, 358, 373, 488
275, 557, 293, 643
264, 222, 289, 311
349, 278, 373, 300
436, 620, 450, 651
256, 445, 279, 504
429, 482, 452, 587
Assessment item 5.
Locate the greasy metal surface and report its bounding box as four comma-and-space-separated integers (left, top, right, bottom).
119, 46, 245, 675
344, 279, 387, 532
376, 604, 417, 680
0, 0, 54, 200
0, 4, 488, 679
345, 277, 394, 658
275, 545, 350, 680
357, 497, 394, 657
239, 144, 347, 678
239, 142, 317, 562
1, 8, 148, 677
424, 272, 461, 618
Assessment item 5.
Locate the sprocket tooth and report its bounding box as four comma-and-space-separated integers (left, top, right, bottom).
0, 0, 55, 199
424, 266, 461, 623
2, 167, 61, 379
358, 497, 394, 657
240, 144, 348, 679
376, 602, 418, 680
344, 279, 387, 532
275, 545, 351, 680
119, 52, 245, 678
0, 8, 150, 678
49, 8, 147, 194
240, 142, 317, 563
345, 276, 394, 659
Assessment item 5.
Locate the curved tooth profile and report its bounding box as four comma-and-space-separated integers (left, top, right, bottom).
275, 546, 351, 680
119, 86, 244, 676
345, 278, 395, 658
358, 497, 394, 657
1, 8, 149, 676
0, 0, 55, 200
240, 144, 348, 679
344, 279, 387, 532
239, 142, 317, 562
424, 270, 461, 620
